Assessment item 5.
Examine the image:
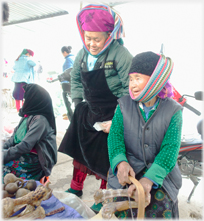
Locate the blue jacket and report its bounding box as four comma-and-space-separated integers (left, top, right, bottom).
12, 55, 36, 83
63, 54, 75, 72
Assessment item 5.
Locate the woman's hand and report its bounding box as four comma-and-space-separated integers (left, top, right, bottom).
117, 161, 135, 186
102, 121, 112, 133
128, 177, 153, 205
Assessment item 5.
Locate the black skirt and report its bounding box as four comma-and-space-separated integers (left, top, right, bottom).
58, 102, 111, 180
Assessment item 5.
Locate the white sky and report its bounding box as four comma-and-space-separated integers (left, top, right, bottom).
2, 1, 203, 92
1, 0, 204, 134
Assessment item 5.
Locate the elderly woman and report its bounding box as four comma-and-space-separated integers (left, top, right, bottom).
3, 84, 57, 181
107, 51, 183, 219
58, 4, 133, 212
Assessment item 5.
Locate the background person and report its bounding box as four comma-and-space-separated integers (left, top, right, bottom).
107, 51, 183, 219
3, 84, 57, 181
60, 46, 75, 120
61, 46, 75, 71
58, 4, 133, 213
11, 49, 36, 112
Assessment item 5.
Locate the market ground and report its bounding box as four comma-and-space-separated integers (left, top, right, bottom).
2, 108, 203, 220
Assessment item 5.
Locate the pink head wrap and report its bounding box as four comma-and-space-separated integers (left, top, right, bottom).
79, 9, 114, 32
76, 4, 124, 56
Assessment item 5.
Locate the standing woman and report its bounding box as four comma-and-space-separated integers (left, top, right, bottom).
3, 84, 57, 181
58, 3, 133, 213
12, 49, 36, 112
61, 46, 75, 71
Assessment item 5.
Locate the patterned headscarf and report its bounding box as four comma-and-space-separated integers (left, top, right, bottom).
129, 51, 174, 103
76, 4, 124, 56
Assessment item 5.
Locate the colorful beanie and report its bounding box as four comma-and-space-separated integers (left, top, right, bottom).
129, 51, 174, 103
76, 4, 124, 56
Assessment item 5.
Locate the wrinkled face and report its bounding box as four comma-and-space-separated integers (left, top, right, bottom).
129, 73, 150, 98
84, 31, 109, 55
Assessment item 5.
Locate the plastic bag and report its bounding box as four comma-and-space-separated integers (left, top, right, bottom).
93, 121, 110, 131
52, 191, 96, 219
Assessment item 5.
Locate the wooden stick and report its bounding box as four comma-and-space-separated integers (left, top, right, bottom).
128, 176, 145, 219
45, 206, 65, 216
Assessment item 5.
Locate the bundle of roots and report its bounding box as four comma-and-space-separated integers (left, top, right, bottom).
2, 181, 52, 219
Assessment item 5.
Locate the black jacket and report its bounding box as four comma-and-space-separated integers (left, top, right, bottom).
3, 115, 57, 176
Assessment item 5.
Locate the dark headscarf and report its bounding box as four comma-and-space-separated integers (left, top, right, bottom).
19, 84, 56, 134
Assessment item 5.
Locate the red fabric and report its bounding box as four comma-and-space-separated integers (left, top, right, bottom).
30, 148, 37, 154
100, 179, 107, 189
73, 159, 102, 180
15, 99, 24, 111
71, 160, 107, 190
71, 167, 87, 190
15, 100, 21, 111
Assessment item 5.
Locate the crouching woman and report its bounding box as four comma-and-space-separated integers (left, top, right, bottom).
107, 51, 183, 219
3, 84, 57, 181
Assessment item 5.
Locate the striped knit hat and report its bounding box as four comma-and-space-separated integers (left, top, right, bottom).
76, 4, 124, 56
129, 51, 174, 102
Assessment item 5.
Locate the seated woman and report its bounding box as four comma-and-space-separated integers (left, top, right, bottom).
107, 51, 183, 219
3, 84, 57, 181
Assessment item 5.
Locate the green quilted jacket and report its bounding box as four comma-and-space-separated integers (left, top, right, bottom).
70, 40, 133, 100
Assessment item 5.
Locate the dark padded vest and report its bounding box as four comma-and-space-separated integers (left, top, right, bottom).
108, 95, 183, 203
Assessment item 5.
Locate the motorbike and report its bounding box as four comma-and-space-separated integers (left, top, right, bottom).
173, 89, 203, 203
47, 68, 74, 120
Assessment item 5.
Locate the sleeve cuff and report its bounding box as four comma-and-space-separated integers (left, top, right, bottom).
111, 153, 128, 176
144, 163, 168, 186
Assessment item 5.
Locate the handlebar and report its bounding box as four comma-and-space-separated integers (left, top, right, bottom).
47, 78, 59, 83
47, 68, 72, 83
183, 102, 201, 116
173, 87, 202, 116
